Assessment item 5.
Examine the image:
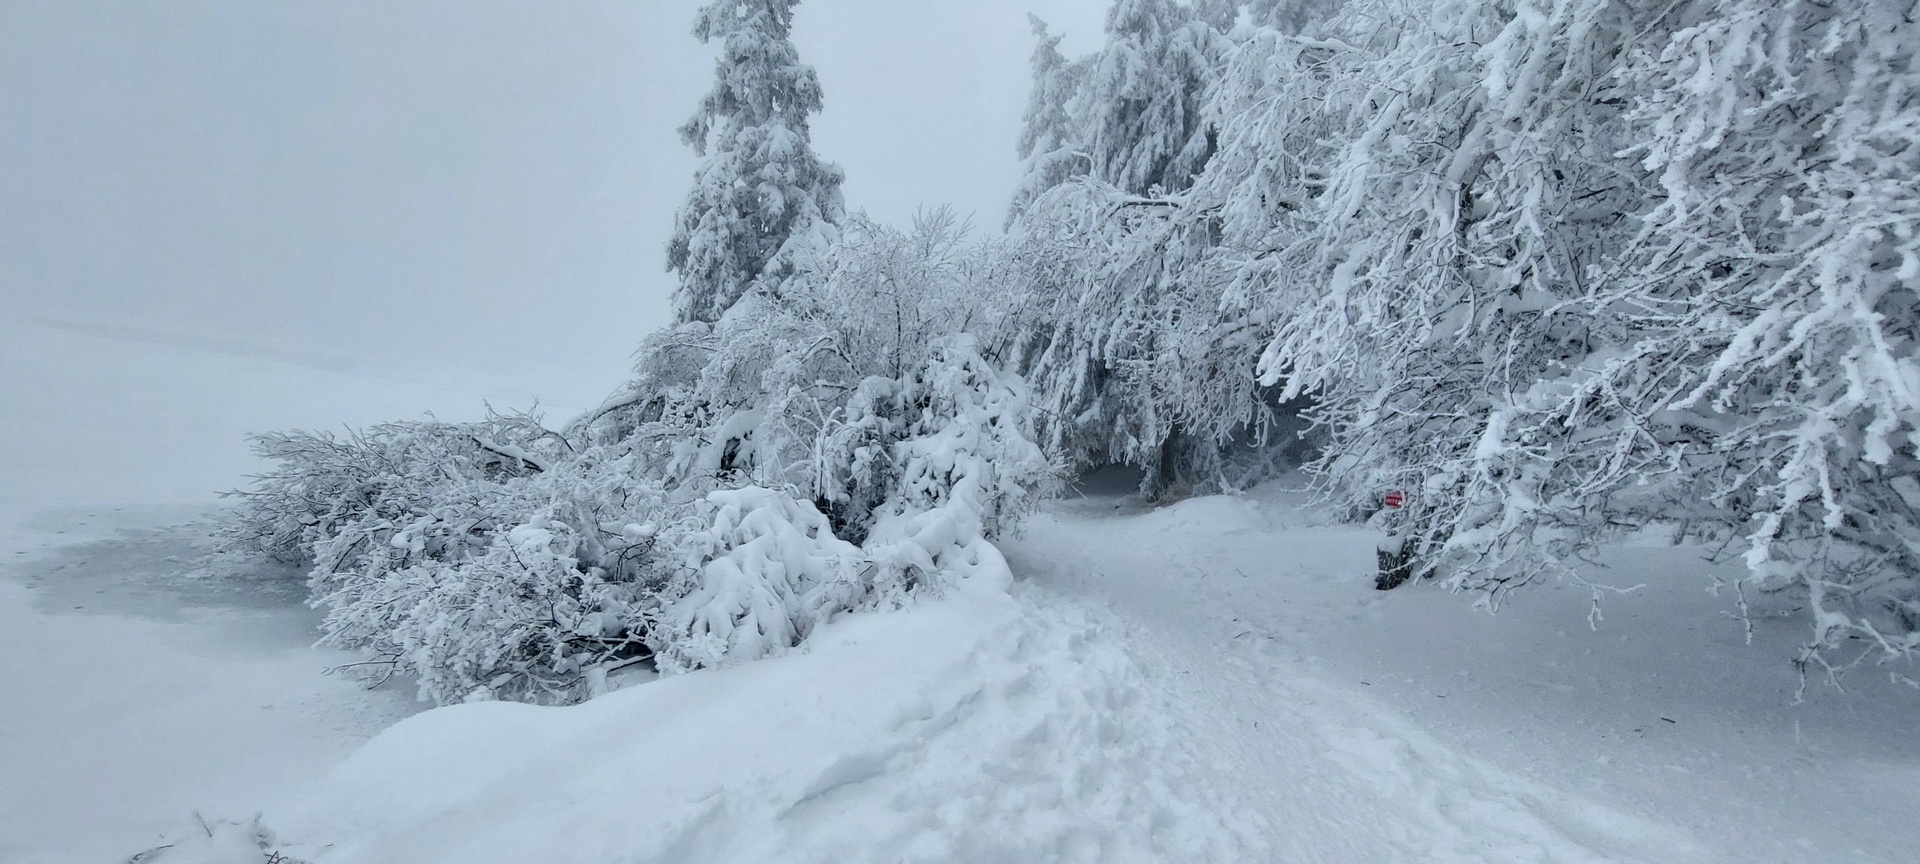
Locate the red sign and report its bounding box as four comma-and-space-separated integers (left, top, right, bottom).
1382, 490, 1406, 509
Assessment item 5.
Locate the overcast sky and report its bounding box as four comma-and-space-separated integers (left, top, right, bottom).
0, 0, 1108, 410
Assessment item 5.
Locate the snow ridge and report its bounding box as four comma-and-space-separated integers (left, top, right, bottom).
253, 586, 1264, 864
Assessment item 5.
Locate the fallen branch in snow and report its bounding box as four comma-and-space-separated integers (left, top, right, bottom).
471, 437, 548, 474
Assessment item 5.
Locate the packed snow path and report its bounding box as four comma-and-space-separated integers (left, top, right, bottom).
1002, 485, 1920, 864
1003, 498, 1697, 864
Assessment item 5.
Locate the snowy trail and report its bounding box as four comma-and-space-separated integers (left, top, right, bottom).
1005, 512, 1702, 863
224, 521, 1699, 864
1003, 488, 1920, 864
123, 483, 1917, 863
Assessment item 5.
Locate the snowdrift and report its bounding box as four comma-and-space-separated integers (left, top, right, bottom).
181, 581, 1257, 864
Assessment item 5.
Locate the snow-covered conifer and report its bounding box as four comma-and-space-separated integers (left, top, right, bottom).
1231, 0, 1344, 33
1001, 2, 1286, 499
652, 486, 862, 673
1008, 16, 1092, 222
1083, 0, 1225, 195
668, 0, 844, 324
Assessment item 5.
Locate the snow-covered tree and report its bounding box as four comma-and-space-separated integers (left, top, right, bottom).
220, 415, 687, 704
1237, 0, 1647, 575
668, 0, 844, 324
1202, 0, 1918, 675
1599, 0, 1920, 673
1009, 0, 1226, 212
215, 0, 1920, 708
1223, 0, 1344, 33
572, 212, 1056, 679
860, 335, 1056, 592
1083, 0, 1225, 195
1003, 2, 1296, 499
1008, 175, 1292, 499
1008, 16, 1092, 222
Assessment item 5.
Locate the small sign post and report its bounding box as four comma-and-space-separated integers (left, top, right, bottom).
1375, 490, 1412, 590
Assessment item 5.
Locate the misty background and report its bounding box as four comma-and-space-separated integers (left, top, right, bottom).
0, 0, 1107, 415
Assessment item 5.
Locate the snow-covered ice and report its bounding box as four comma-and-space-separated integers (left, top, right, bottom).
0, 513, 420, 864
0, 317, 553, 862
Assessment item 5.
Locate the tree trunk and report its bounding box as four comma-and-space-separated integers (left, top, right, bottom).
1375, 532, 1413, 590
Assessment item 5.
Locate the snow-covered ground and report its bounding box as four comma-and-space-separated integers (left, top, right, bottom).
0, 510, 418, 864
159, 492, 1912, 864
1007, 487, 1920, 863
5, 316, 1916, 863
0, 317, 582, 863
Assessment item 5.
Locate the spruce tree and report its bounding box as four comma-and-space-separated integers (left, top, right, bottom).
668, 0, 844, 324
1084, 0, 1223, 195
1007, 16, 1090, 224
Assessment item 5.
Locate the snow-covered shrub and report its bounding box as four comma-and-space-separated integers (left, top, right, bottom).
369, 505, 683, 705
605, 221, 1060, 673
220, 415, 694, 704
124, 814, 301, 864
570, 321, 719, 448
578, 218, 1058, 681
864, 337, 1059, 593
882, 337, 1057, 537
602, 210, 1036, 518
315, 462, 689, 705
219, 413, 564, 567
629, 328, 1056, 673
651, 487, 861, 673
651, 337, 1057, 674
